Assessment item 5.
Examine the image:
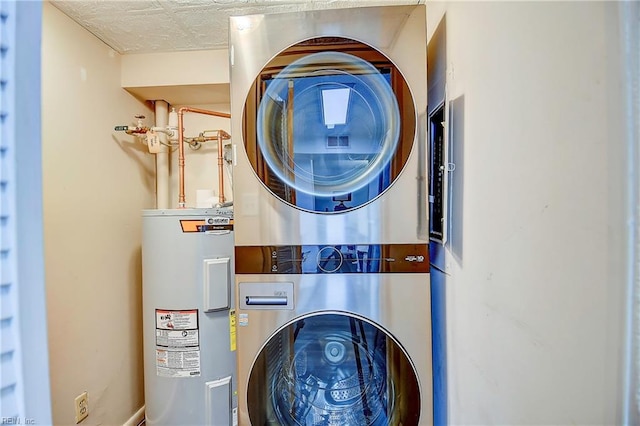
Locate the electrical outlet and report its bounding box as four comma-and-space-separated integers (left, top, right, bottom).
74, 391, 88, 423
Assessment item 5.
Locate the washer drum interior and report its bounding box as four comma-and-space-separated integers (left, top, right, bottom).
247, 313, 421, 425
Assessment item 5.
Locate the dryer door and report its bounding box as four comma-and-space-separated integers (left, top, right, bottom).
246, 312, 421, 425
243, 38, 417, 214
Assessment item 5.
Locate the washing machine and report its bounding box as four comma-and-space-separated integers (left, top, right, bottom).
230, 4, 431, 425
234, 248, 431, 425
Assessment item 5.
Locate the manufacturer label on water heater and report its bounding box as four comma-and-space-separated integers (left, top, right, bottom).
180, 218, 234, 233
155, 309, 201, 377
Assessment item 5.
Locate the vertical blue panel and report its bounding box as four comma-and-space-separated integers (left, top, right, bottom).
430, 267, 448, 426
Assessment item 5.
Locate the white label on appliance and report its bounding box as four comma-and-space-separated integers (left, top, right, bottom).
233, 407, 238, 426
156, 348, 201, 377
156, 329, 199, 347
156, 309, 198, 330
155, 309, 200, 377
238, 313, 249, 327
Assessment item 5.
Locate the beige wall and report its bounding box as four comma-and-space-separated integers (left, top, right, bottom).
427, 1, 627, 424
121, 50, 229, 87
41, 3, 155, 425
167, 103, 232, 209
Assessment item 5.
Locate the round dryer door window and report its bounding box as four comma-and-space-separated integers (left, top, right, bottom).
243, 38, 417, 214
246, 312, 421, 425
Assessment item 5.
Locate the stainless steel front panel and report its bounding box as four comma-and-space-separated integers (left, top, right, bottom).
235, 273, 432, 425
230, 6, 431, 425
230, 5, 428, 246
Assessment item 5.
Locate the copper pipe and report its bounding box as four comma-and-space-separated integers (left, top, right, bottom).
125, 127, 149, 135
177, 107, 231, 208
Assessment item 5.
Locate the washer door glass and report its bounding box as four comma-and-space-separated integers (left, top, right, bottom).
243, 38, 416, 214
247, 312, 421, 425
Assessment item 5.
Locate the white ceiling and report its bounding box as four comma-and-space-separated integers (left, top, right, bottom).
51, 0, 424, 54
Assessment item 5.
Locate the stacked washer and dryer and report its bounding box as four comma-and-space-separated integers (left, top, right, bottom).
230, 4, 432, 425
142, 5, 430, 425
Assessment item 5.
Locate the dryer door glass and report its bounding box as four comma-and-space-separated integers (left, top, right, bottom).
243, 38, 416, 214
246, 312, 421, 425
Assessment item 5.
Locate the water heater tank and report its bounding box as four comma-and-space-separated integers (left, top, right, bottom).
142, 208, 237, 425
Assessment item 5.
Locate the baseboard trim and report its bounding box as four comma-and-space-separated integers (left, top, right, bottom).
123, 405, 145, 426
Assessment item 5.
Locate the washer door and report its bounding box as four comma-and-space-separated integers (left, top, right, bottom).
246, 312, 421, 425
243, 38, 417, 214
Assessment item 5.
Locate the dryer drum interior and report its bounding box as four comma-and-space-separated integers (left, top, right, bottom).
242, 37, 417, 214
247, 313, 421, 425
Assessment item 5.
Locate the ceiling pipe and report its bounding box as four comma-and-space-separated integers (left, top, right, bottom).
154, 100, 170, 209
217, 130, 226, 203
177, 106, 231, 208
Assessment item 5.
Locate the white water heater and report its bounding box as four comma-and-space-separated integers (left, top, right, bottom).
142, 208, 237, 426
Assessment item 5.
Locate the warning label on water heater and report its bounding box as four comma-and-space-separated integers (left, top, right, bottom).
155, 309, 201, 377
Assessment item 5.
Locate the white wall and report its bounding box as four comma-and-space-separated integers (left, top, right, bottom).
427, 2, 627, 424
41, 3, 155, 425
